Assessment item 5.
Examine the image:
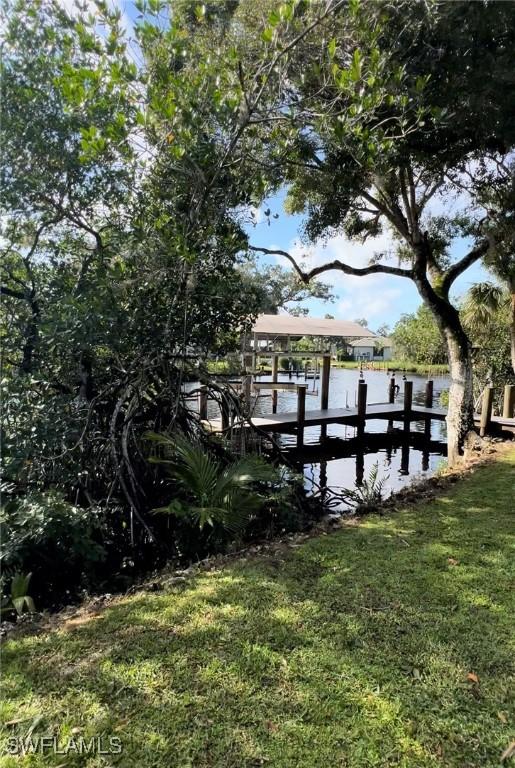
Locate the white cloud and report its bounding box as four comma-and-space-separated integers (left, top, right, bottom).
337, 280, 403, 320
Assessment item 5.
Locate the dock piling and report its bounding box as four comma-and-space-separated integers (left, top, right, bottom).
321, 354, 331, 410
272, 355, 279, 413
403, 381, 413, 433
503, 384, 514, 419
199, 387, 208, 421
244, 375, 251, 410
425, 380, 434, 408
221, 397, 230, 432
357, 380, 367, 437
296, 384, 307, 448
479, 385, 494, 437
388, 376, 396, 404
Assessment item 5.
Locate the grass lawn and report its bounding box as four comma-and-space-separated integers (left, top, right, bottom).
1, 451, 514, 768
332, 360, 449, 375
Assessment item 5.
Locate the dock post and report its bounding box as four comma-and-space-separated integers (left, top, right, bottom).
272, 354, 279, 413
425, 380, 434, 408
221, 397, 230, 433
403, 380, 413, 433
503, 384, 514, 419
388, 376, 396, 403
244, 375, 251, 411
479, 385, 494, 437
296, 384, 307, 449
319, 355, 330, 442
199, 387, 208, 421
422, 439, 430, 471
357, 380, 367, 437
321, 354, 331, 410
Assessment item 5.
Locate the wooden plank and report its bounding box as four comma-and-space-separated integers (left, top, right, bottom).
202, 403, 515, 434
253, 381, 299, 391
203, 402, 450, 432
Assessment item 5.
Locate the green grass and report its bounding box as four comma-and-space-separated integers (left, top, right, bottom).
1, 452, 514, 767
333, 359, 449, 375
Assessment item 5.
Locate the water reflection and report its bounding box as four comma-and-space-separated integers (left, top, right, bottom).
299, 427, 446, 505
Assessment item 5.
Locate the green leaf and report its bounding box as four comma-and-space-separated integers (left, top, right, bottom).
268, 10, 281, 27
194, 4, 206, 21
350, 49, 362, 82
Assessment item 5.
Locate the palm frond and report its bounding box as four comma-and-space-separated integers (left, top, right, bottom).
147, 432, 281, 532
461, 282, 507, 332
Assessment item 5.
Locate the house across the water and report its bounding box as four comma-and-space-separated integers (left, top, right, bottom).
347, 336, 393, 362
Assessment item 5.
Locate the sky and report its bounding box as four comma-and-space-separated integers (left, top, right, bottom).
59, 0, 491, 334
244, 192, 490, 332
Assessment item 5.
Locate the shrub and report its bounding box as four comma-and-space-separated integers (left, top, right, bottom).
0, 490, 106, 606
340, 463, 389, 513
147, 432, 283, 533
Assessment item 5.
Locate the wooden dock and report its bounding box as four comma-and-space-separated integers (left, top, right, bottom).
204, 402, 447, 433
197, 365, 515, 448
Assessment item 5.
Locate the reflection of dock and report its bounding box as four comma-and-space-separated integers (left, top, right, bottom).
281, 430, 447, 461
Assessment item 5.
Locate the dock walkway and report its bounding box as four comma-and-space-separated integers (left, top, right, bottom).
205, 402, 447, 433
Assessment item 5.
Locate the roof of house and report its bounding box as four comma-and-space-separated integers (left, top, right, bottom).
348, 336, 393, 348
252, 314, 375, 339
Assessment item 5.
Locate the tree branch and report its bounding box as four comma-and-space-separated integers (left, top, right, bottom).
441, 239, 491, 295
248, 245, 413, 282
361, 189, 410, 240
0, 285, 26, 301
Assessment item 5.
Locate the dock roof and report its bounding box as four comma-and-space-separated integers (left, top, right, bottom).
252, 314, 375, 339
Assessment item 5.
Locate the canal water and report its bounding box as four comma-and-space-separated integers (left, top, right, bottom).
253, 368, 450, 500
193, 367, 450, 501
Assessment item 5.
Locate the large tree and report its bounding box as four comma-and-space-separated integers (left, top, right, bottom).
238, 0, 515, 464
391, 306, 446, 366
0, 0, 265, 527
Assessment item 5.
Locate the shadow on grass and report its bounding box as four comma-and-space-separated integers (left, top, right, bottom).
1, 453, 514, 768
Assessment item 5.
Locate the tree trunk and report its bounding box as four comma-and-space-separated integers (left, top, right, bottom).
444, 328, 474, 467
413, 252, 474, 467
78, 352, 94, 400
20, 291, 40, 374
510, 281, 515, 374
